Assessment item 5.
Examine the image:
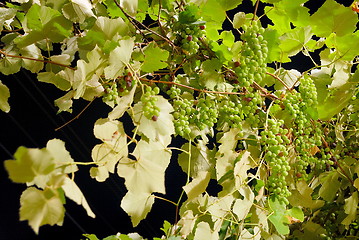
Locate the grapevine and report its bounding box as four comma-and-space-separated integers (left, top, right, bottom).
0, 0, 358, 239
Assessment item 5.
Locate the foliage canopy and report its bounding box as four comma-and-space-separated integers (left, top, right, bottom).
1, 0, 359, 239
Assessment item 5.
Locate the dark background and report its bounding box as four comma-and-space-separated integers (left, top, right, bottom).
0, 0, 352, 239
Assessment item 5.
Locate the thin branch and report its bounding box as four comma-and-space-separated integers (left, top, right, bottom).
139, 77, 246, 95
252, 0, 261, 20
266, 72, 292, 92
113, 0, 176, 47
55, 98, 95, 131
0, 49, 75, 70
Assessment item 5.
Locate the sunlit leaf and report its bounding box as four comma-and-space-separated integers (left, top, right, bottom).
342, 191, 358, 226
121, 191, 154, 227
62, 0, 95, 24
0, 80, 10, 113
133, 96, 174, 145
4, 147, 55, 183
20, 187, 65, 234
141, 42, 169, 73
61, 177, 95, 218
117, 140, 171, 194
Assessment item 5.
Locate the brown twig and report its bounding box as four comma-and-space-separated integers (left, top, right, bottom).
140, 77, 245, 95
253, 0, 261, 20
266, 72, 292, 92
55, 98, 95, 131
0, 49, 75, 70
113, 0, 175, 48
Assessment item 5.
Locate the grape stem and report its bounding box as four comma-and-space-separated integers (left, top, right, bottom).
266, 72, 293, 92
0, 49, 75, 70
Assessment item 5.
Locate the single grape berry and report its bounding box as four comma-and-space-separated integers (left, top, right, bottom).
152, 115, 158, 121
186, 35, 193, 41
234, 61, 240, 68
199, 25, 205, 30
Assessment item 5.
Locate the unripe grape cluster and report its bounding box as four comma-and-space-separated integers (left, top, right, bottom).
281, 90, 326, 177
193, 97, 218, 130
261, 119, 291, 204
141, 85, 160, 120
180, 25, 205, 56
217, 97, 244, 129
103, 82, 119, 103
235, 21, 268, 87
168, 87, 193, 137
299, 76, 318, 107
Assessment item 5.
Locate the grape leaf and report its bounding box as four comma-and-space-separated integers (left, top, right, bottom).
268, 198, 290, 235
318, 171, 341, 202
178, 141, 215, 179
279, 26, 312, 57
0, 8, 17, 31
0, 46, 22, 75
342, 191, 358, 226
233, 185, 254, 220
120, 191, 154, 227
77, 16, 129, 50
73, 46, 106, 99
62, 0, 95, 24
141, 42, 169, 73
199, 58, 224, 90
117, 139, 171, 194
4, 147, 55, 183
46, 138, 78, 174
232, 12, 246, 29
108, 83, 137, 120
37, 72, 71, 91
120, 0, 138, 16
0, 80, 10, 113
194, 221, 219, 240
288, 181, 324, 209
104, 37, 135, 79
15, 4, 72, 48
54, 90, 74, 113
92, 118, 128, 181
20, 187, 65, 234
61, 177, 95, 218
309, 0, 357, 38
207, 194, 234, 231
178, 210, 196, 238
183, 171, 211, 201
234, 151, 253, 187
265, 0, 309, 34
133, 96, 174, 145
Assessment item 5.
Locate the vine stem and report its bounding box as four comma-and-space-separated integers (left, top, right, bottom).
0, 49, 75, 70
152, 195, 178, 207
140, 77, 245, 95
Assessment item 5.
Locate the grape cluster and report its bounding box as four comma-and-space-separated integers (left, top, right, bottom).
242, 91, 263, 127
168, 87, 193, 137
103, 82, 119, 103
281, 90, 325, 177
261, 119, 291, 204
218, 97, 244, 129
179, 25, 204, 56
141, 85, 160, 120
193, 97, 218, 130
299, 75, 318, 107
235, 21, 268, 87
